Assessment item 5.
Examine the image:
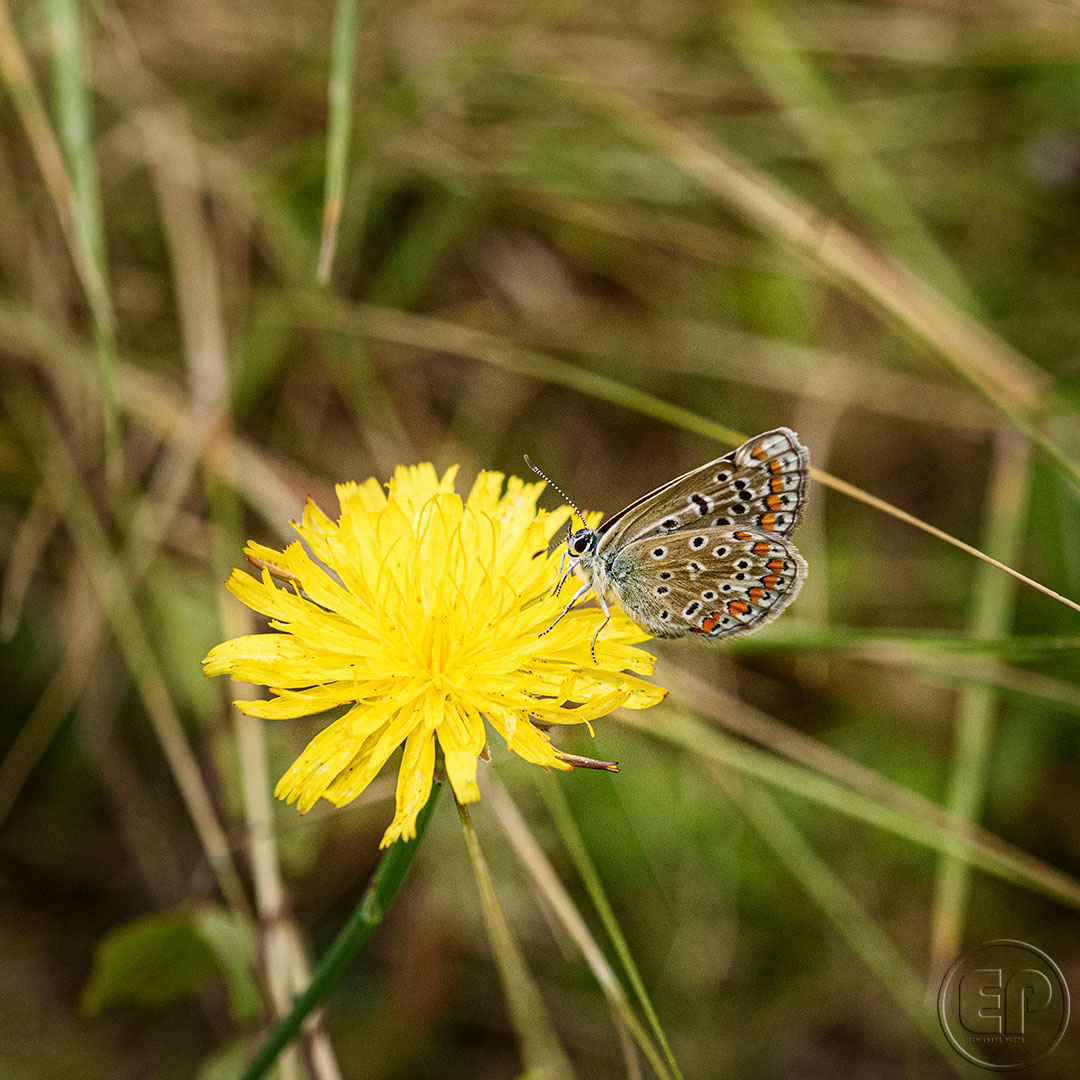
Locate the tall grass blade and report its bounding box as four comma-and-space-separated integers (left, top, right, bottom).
317, 0, 361, 285
487, 776, 676, 1080
539, 775, 686, 1080
547, 65, 1080, 493
726, 778, 964, 1074
618, 705, 1080, 911
931, 431, 1031, 967
46, 0, 120, 474
457, 800, 577, 1080
727, 0, 978, 312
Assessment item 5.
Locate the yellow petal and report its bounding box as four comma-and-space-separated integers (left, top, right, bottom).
203, 463, 666, 843
379, 727, 437, 847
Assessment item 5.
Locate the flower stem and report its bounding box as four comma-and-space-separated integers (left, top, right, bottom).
239, 782, 442, 1080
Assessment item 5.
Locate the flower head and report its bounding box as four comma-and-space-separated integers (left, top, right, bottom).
203, 464, 665, 846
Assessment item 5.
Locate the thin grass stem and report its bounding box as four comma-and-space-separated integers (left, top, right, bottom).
726, 0, 979, 313
486, 775, 677, 1080
317, 0, 361, 284
538, 774, 686, 1080
457, 799, 577, 1080
9, 397, 250, 916
931, 431, 1031, 969
618, 705, 1080, 911
45, 0, 121, 475
720, 777, 965, 1075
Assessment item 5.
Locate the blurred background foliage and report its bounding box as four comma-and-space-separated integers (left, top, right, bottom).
2, 0, 1080, 1076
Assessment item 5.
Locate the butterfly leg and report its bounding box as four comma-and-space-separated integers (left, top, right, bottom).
539, 578, 592, 637
589, 592, 612, 665
551, 552, 574, 597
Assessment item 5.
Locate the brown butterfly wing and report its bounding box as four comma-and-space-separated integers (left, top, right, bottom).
602, 526, 807, 639
595, 428, 808, 557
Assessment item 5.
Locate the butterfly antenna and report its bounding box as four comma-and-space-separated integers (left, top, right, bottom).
523, 455, 589, 530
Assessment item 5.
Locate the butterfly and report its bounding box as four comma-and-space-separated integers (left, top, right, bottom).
527, 428, 809, 660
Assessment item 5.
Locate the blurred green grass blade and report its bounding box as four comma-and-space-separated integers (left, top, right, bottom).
317, 0, 362, 285
852, 648, 1080, 723
45, 0, 120, 472
727, 0, 978, 313
457, 800, 577, 1080
546, 61, 1049, 406
727, 624, 1080, 659
240, 785, 441, 1080
487, 776, 676, 1080
367, 185, 476, 307
1045, 414, 1080, 596
10, 395, 249, 916
545, 65, 1080, 494
0, 0, 119, 469
539, 775, 684, 1080
0, 297, 299, 536
619, 705, 1080, 912
727, 780, 964, 1075
932, 432, 1031, 966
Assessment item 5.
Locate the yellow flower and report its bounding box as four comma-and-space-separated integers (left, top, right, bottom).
203, 464, 666, 847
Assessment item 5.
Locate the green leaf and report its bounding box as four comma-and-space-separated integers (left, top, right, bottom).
81, 906, 260, 1022
192, 907, 262, 1024
195, 1038, 253, 1080
81, 911, 218, 1014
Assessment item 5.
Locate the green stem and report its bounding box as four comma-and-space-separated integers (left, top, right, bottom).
239, 782, 442, 1080
317, 0, 361, 284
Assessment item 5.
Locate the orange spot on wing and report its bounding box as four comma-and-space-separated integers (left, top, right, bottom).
699, 613, 720, 634
770, 476, 784, 492
734, 530, 752, 541
767, 559, 783, 571
767, 494, 783, 511
727, 599, 750, 617
751, 443, 766, 460
747, 587, 764, 603
762, 574, 780, 588
769, 459, 782, 473
753, 541, 769, 555
760, 513, 777, 531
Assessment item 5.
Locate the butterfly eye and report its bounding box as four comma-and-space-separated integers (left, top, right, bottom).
568, 531, 593, 556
